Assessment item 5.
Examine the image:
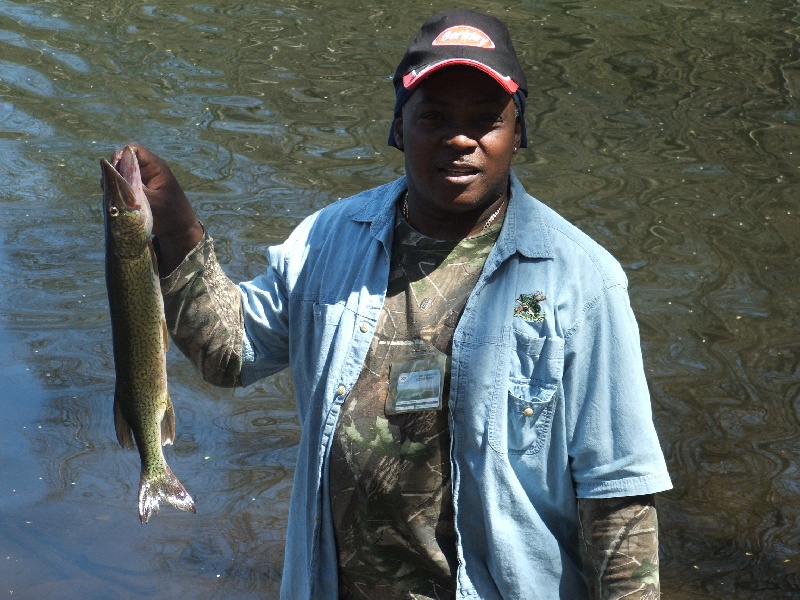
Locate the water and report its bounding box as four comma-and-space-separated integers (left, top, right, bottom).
0, 0, 798, 597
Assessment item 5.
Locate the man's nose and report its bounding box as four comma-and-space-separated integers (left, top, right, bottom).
443, 130, 478, 151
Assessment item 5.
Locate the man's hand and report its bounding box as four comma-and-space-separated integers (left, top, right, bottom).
111, 143, 204, 274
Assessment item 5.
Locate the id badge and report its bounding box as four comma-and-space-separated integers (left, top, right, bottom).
386, 351, 447, 414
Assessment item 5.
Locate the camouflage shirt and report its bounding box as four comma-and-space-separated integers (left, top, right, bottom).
158, 230, 243, 388
329, 213, 500, 599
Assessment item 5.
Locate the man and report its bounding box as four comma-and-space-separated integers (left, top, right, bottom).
126, 9, 672, 599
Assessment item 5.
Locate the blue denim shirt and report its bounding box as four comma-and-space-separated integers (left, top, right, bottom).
239, 173, 672, 599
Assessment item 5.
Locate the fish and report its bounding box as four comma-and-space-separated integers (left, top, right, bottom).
101, 146, 196, 523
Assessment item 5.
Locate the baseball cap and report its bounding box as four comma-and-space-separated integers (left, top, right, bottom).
388, 9, 528, 148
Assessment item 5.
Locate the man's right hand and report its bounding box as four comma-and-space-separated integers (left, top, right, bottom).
112, 143, 205, 275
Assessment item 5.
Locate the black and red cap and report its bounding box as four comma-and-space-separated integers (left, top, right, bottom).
394, 9, 527, 95
389, 9, 529, 148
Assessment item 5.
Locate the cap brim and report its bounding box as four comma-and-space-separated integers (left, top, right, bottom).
401, 59, 519, 94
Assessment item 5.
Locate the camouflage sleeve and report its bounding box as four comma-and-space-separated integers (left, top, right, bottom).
578, 495, 661, 600
158, 229, 243, 387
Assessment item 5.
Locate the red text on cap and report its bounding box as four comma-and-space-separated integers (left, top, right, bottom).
432, 26, 495, 49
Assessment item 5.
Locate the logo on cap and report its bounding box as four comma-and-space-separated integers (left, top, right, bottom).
432, 26, 495, 49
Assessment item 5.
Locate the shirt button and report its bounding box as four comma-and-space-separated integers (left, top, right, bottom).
337, 385, 346, 396
359, 323, 369, 333
523, 407, 534, 417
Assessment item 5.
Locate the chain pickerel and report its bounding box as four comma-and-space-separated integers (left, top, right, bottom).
101, 146, 196, 523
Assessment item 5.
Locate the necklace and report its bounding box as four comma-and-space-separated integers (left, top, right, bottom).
401, 193, 505, 232
480, 202, 505, 231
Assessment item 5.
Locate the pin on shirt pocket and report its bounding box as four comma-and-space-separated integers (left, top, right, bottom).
490, 377, 556, 455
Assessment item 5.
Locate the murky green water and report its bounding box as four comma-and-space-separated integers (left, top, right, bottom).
0, 0, 798, 598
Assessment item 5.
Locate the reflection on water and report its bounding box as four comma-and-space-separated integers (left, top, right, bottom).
0, 0, 798, 597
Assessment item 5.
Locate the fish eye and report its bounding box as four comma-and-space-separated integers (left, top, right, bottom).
109, 206, 120, 217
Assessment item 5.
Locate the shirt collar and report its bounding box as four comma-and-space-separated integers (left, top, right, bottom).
347, 176, 406, 254
345, 172, 554, 260
494, 171, 555, 260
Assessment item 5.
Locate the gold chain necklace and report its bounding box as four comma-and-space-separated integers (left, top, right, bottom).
401, 193, 504, 232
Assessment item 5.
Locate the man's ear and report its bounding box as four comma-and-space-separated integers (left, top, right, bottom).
513, 120, 522, 154
393, 116, 404, 151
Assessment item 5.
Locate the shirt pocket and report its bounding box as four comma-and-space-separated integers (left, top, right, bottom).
489, 335, 563, 456
307, 301, 347, 325
295, 301, 350, 388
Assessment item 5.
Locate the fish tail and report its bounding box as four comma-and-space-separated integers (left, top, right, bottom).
138, 460, 197, 524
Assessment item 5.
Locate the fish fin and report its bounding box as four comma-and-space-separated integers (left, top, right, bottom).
138, 460, 196, 524
161, 393, 176, 446
148, 238, 159, 276
162, 317, 169, 352
149, 239, 169, 355
113, 392, 136, 449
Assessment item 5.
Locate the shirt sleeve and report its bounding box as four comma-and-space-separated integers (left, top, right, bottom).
159, 231, 244, 387
564, 282, 672, 498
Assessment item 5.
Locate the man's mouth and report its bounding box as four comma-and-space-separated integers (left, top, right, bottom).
440, 164, 480, 178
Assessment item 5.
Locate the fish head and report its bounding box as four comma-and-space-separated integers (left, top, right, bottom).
101, 146, 153, 258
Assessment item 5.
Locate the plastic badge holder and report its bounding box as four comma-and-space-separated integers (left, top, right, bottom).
385, 351, 447, 414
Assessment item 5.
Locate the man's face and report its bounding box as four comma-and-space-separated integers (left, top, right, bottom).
393, 66, 521, 218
